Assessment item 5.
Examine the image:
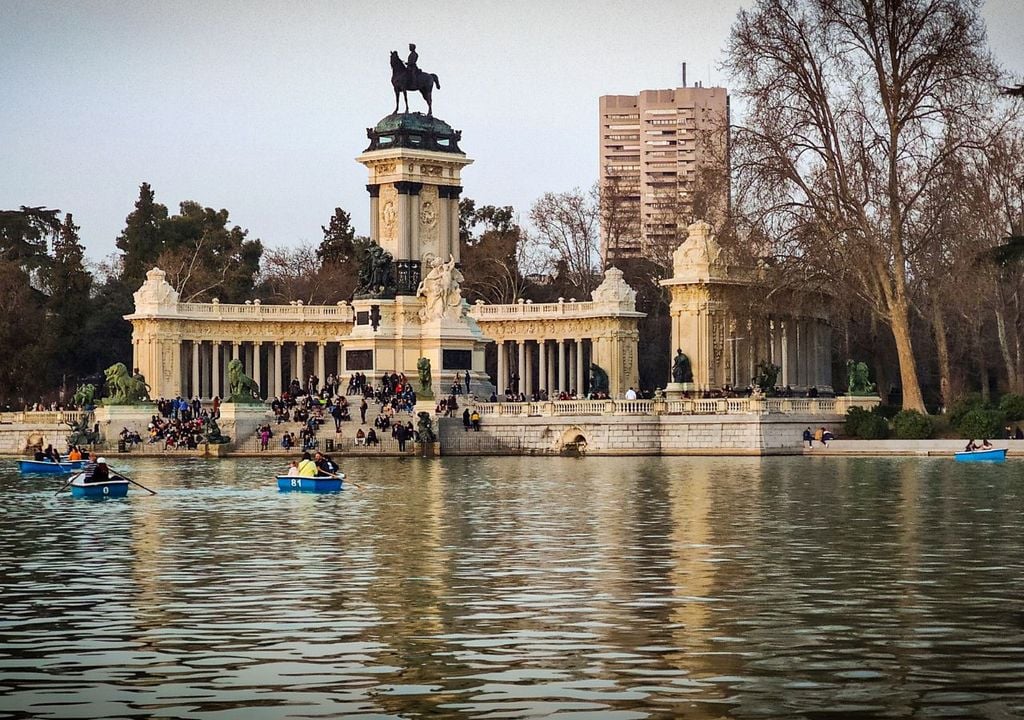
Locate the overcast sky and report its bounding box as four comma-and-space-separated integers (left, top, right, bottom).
1, 0, 1021, 263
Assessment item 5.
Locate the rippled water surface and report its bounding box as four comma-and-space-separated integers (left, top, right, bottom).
2, 455, 1024, 719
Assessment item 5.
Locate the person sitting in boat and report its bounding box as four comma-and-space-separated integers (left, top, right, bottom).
313, 450, 339, 476
87, 456, 110, 484
297, 451, 318, 477
49, 445, 62, 463
68, 446, 82, 461
981, 438, 993, 450
286, 460, 300, 477
965, 439, 979, 451
33, 448, 47, 461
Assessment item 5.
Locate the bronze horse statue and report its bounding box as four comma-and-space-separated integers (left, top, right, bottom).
390, 50, 440, 116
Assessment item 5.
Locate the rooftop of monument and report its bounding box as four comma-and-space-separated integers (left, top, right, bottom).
365, 112, 463, 154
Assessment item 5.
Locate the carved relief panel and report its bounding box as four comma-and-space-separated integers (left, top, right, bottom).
378, 184, 398, 246
418, 184, 440, 261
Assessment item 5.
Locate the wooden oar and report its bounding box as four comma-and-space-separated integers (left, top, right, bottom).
321, 470, 363, 490
116, 473, 157, 495
54, 472, 81, 495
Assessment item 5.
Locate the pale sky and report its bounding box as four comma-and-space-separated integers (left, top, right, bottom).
1, 0, 1021, 263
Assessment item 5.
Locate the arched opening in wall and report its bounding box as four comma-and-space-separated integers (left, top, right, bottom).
559, 427, 588, 457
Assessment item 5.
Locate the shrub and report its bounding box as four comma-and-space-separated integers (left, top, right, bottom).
872, 404, 900, 420
893, 410, 933, 439
998, 393, 1024, 422
957, 408, 1006, 440
845, 406, 890, 439
948, 394, 988, 428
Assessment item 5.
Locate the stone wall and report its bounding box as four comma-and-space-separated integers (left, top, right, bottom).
439, 413, 843, 456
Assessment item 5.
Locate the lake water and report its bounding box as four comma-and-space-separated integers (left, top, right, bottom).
2, 455, 1023, 719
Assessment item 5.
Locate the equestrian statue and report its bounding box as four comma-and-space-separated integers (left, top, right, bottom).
390, 43, 440, 116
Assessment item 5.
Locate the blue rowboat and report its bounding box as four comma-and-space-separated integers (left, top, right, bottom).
70, 474, 129, 499
276, 475, 343, 493
18, 459, 86, 475
954, 448, 1008, 463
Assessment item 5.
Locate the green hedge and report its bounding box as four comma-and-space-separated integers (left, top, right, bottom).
893, 410, 933, 439
845, 406, 890, 439
957, 409, 1005, 440
998, 394, 1024, 422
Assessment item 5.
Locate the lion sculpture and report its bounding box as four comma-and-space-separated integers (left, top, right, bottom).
103, 363, 151, 405
227, 359, 261, 403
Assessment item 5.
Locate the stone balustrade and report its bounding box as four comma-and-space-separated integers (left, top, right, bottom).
0, 410, 88, 426
470, 300, 600, 318
175, 301, 354, 322
475, 396, 878, 418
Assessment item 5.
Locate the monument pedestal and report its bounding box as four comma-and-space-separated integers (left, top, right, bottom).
94, 404, 157, 445
217, 403, 271, 448
665, 382, 695, 400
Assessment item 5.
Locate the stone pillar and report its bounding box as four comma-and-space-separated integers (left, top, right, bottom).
538, 340, 547, 394
558, 340, 566, 393
316, 342, 326, 384
497, 340, 506, 395
338, 342, 346, 377
212, 342, 221, 399
525, 342, 534, 395
253, 342, 262, 399
448, 186, 462, 263
191, 341, 200, 399
517, 340, 526, 394
232, 342, 240, 362
397, 185, 411, 261
273, 342, 283, 398
367, 184, 380, 243
576, 339, 585, 395
296, 342, 304, 386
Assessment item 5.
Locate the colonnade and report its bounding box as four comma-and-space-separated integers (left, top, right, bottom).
717, 315, 832, 390
494, 338, 592, 396
165, 339, 352, 401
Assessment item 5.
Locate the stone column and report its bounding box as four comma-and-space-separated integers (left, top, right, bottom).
253, 341, 262, 399
317, 342, 326, 384
576, 339, 585, 395
296, 342, 304, 386
448, 186, 462, 263
273, 342, 283, 398
557, 340, 566, 393
497, 340, 506, 395
191, 341, 200, 399
396, 184, 411, 261
438, 187, 452, 260
212, 342, 221, 399
367, 184, 380, 243
232, 342, 240, 362
538, 340, 547, 394
525, 342, 534, 395
338, 342, 346, 377
517, 340, 526, 394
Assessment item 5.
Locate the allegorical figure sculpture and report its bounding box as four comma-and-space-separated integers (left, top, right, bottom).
103, 363, 151, 405
227, 359, 261, 403
846, 360, 876, 396
416, 411, 437, 443
416, 357, 432, 395
72, 383, 96, 409
356, 243, 396, 298
390, 44, 441, 116
416, 253, 464, 320
589, 363, 609, 396
671, 349, 694, 384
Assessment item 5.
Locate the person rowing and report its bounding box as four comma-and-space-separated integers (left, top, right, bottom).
297, 451, 318, 477
313, 450, 340, 477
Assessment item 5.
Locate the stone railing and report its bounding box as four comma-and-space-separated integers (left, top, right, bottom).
0, 410, 90, 425
475, 396, 879, 418
469, 298, 640, 320
175, 301, 355, 322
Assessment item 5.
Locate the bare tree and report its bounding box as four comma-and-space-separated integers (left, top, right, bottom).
726, 0, 1001, 411
257, 244, 355, 305
528, 187, 602, 297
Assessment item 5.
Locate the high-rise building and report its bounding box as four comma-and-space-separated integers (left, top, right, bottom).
599, 74, 729, 264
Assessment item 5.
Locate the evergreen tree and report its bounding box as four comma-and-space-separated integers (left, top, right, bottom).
116, 182, 168, 289
317, 207, 359, 265
46, 213, 93, 386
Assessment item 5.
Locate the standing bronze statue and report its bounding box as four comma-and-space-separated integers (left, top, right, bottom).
390, 44, 440, 116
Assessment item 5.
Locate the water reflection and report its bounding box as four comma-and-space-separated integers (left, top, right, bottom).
1, 456, 1023, 719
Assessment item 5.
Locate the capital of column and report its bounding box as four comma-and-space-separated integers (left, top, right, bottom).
366, 183, 380, 198
395, 181, 423, 195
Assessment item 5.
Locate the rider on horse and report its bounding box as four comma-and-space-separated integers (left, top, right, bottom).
407, 43, 420, 85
